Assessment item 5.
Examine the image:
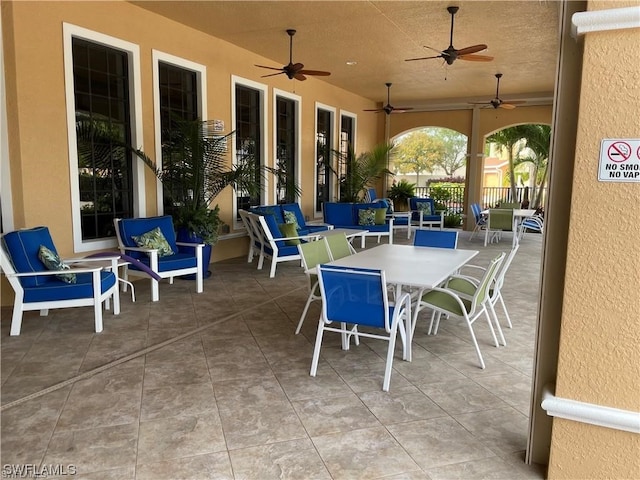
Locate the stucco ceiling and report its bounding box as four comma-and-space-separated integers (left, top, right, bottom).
131, 1, 560, 110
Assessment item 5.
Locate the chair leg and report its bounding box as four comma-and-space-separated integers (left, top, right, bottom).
10, 298, 25, 336
487, 301, 506, 346
310, 319, 325, 377
382, 328, 398, 392
94, 300, 104, 333
295, 292, 316, 334
269, 259, 277, 278
465, 320, 486, 369
151, 279, 160, 302
498, 294, 513, 328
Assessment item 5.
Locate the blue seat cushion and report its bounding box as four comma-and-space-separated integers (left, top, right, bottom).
3, 226, 58, 288
23, 270, 116, 303
128, 252, 197, 272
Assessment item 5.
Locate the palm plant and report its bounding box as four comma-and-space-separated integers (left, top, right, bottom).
516, 124, 551, 209
77, 116, 261, 245
332, 142, 395, 202
486, 125, 530, 202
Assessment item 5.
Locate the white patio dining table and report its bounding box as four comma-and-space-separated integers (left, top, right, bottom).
309, 243, 479, 361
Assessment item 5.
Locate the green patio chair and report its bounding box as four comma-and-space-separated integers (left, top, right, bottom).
295, 240, 333, 335
412, 252, 505, 369
323, 232, 356, 261
484, 208, 514, 246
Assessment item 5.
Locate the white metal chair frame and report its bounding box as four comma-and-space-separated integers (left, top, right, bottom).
0, 242, 120, 336
252, 213, 320, 278
412, 252, 506, 369
113, 218, 203, 302
518, 215, 544, 241
238, 209, 262, 263
312, 265, 411, 391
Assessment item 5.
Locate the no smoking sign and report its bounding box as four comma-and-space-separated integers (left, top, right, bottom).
598, 139, 640, 182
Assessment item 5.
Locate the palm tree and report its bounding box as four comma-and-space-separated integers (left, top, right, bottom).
332, 142, 395, 202
487, 125, 530, 203
517, 124, 551, 209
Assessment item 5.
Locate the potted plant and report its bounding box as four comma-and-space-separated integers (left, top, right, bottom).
143, 119, 262, 277
77, 117, 260, 278
387, 179, 416, 211
331, 142, 395, 202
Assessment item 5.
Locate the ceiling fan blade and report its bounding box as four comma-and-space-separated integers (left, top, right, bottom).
261, 71, 286, 78
390, 108, 414, 113
363, 108, 384, 113
456, 44, 488, 56
503, 100, 527, 105
405, 54, 442, 62
499, 103, 517, 110
458, 54, 494, 62
293, 73, 307, 81
255, 64, 285, 71
423, 45, 444, 55
298, 69, 331, 76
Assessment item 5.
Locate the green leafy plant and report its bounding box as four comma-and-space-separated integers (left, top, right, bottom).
77, 117, 261, 245
386, 180, 416, 211
331, 142, 395, 203
444, 212, 462, 228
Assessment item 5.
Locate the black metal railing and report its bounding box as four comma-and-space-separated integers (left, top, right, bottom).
413, 186, 547, 213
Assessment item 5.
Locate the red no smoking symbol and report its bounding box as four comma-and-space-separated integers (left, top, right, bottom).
607, 141, 631, 162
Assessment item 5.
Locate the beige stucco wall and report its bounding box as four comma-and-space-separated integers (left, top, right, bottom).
1, 0, 379, 260
547, 1, 640, 478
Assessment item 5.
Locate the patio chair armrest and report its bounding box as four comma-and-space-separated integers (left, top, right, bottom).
120, 245, 158, 254
65, 255, 121, 264
175, 241, 205, 248
425, 286, 467, 310
5, 266, 103, 277
281, 234, 322, 242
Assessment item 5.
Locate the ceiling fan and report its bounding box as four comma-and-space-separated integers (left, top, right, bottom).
405, 6, 493, 65
255, 29, 331, 81
364, 83, 413, 115
470, 73, 526, 109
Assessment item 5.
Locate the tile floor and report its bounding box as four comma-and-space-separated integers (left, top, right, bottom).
1, 229, 546, 479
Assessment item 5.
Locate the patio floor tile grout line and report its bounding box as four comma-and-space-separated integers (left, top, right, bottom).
0, 285, 306, 412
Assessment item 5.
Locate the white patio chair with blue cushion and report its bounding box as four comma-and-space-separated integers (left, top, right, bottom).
114, 215, 203, 302
238, 209, 262, 264
518, 214, 544, 241
468, 203, 487, 241
411, 252, 505, 369
312, 264, 411, 391
1, 226, 120, 335
253, 213, 320, 278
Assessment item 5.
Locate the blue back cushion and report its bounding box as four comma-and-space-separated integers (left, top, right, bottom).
118, 216, 178, 260
323, 203, 354, 226
3, 226, 57, 287
251, 206, 285, 225
281, 203, 306, 228
414, 230, 458, 249
319, 265, 386, 328
409, 197, 436, 212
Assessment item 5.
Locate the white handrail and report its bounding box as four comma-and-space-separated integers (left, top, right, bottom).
572, 6, 640, 37
541, 383, 640, 434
